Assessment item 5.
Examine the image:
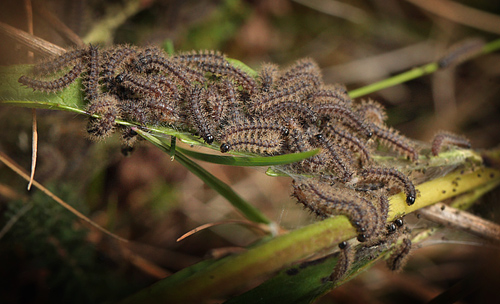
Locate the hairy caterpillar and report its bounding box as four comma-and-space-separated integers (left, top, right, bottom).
431, 130, 471, 156
359, 167, 416, 205
84, 44, 100, 102
370, 124, 418, 161
438, 38, 485, 69
386, 238, 412, 272
18, 61, 84, 93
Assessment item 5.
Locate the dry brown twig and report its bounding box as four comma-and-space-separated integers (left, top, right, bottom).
417, 202, 500, 243
0, 21, 65, 56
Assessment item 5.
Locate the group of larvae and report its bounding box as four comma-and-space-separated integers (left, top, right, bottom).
19, 45, 471, 282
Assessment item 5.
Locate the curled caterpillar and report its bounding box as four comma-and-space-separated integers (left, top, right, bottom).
386, 238, 412, 272
431, 130, 471, 156
370, 124, 418, 161
328, 242, 354, 283
292, 179, 382, 242
174, 50, 257, 93
356, 99, 387, 126
86, 93, 120, 140
250, 77, 317, 113
359, 167, 416, 205
438, 38, 485, 69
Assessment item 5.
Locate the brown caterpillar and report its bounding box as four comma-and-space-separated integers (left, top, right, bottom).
359, 167, 416, 205
370, 124, 418, 161
174, 50, 257, 93
280, 71, 322, 89
355, 99, 387, 126
218, 118, 285, 154
18, 61, 84, 93
310, 84, 352, 106
206, 79, 245, 126
328, 241, 355, 283
137, 47, 206, 85
202, 59, 257, 94
313, 103, 373, 138
218, 79, 244, 123
322, 124, 372, 165
431, 130, 471, 156
312, 133, 355, 181
250, 77, 317, 113
86, 93, 121, 140
172, 49, 225, 64
258, 63, 279, 92
386, 238, 412, 272
219, 118, 288, 140
30, 48, 86, 76
187, 85, 215, 144
114, 72, 163, 97
260, 101, 317, 123
119, 98, 151, 125
205, 84, 226, 126
283, 122, 333, 175
219, 138, 283, 155
153, 74, 182, 103
438, 38, 485, 69
292, 179, 382, 242
101, 46, 138, 83
279, 58, 322, 86
144, 97, 181, 125
377, 195, 391, 233
84, 44, 100, 102
119, 97, 180, 127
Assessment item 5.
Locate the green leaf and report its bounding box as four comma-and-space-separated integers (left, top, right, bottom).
0, 65, 85, 109
226, 58, 258, 78
177, 146, 321, 167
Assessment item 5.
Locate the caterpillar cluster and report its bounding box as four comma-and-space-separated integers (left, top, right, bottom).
19, 45, 472, 276
18, 43, 418, 237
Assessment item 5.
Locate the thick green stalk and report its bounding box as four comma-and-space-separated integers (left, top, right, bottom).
119, 164, 500, 303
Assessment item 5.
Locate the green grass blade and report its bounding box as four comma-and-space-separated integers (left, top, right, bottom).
177, 146, 320, 167
349, 38, 500, 99
1, 99, 87, 114
134, 128, 272, 224
349, 62, 438, 99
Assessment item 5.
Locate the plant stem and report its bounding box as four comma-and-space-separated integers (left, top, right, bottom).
119, 164, 500, 304
349, 38, 500, 98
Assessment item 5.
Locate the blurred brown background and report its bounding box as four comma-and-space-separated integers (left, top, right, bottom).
1, 0, 499, 303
